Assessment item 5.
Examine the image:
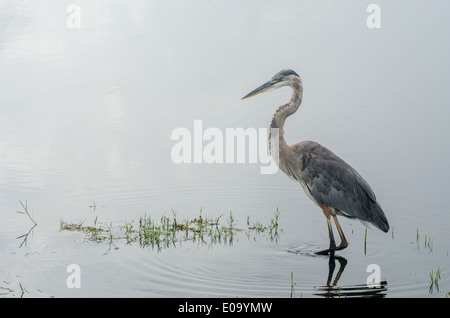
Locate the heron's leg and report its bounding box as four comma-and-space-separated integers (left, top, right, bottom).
316, 205, 336, 255
332, 215, 348, 251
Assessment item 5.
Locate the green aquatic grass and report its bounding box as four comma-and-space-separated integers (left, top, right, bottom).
60, 209, 282, 251
429, 268, 441, 294
16, 201, 37, 226
16, 200, 38, 248
364, 228, 367, 255
290, 271, 297, 298
415, 228, 434, 254
424, 235, 433, 254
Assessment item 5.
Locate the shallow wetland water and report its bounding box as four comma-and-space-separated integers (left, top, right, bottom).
1, 1, 450, 297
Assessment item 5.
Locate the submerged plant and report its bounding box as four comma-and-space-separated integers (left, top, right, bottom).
16, 200, 38, 248
416, 229, 434, 254
424, 235, 433, 254
429, 268, 441, 294
17, 201, 37, 226
290, 271, 296, 298
60, 209, 283, 252
364, 228, 367, 255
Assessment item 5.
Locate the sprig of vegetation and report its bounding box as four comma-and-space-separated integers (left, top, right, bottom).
290, 271, 296, 298
424, 235, 433, 254
16, 201, 38, 248
17, 201, 37, 226
364, 228, 367, 255
429, 268, 441, 294
416, 229, 434, 254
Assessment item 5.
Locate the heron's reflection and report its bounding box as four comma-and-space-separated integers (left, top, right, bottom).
326, 252, 347, 287
315, 252, 388, 298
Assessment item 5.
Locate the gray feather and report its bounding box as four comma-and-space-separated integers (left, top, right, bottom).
290, 141, 389, 232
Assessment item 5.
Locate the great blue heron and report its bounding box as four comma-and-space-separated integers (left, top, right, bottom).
242, 69, 389, 255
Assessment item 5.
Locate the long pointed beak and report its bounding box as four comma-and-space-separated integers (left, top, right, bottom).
241, 79, 279, 100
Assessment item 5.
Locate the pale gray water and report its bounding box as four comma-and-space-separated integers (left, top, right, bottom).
1, 0, 450, 297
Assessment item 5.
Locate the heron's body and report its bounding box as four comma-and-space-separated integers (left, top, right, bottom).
242, 69, 389, 255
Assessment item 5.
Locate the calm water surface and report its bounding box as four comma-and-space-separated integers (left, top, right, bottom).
1, 0, 450, 297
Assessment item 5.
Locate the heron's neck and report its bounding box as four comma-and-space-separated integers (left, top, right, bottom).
269, 81, 303, 149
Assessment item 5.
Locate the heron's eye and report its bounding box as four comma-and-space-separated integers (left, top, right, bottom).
279, 76, 284, 80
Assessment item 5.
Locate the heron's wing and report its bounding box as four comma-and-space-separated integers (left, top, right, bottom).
297, 143, 389, 232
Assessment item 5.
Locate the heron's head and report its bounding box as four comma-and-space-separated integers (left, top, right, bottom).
241, 69, 300, 100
